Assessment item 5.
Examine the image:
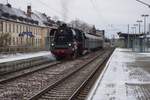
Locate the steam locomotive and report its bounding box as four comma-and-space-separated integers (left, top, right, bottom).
49, 24, 104, 59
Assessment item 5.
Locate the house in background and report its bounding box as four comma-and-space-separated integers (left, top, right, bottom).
0, 3, 56, 53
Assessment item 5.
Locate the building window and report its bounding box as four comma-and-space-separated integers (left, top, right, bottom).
16, 25, 18, 33
8, 23, 11, 33
26, 26, 27, 32
13, 37, 15, 45
0, 20, 2, 32
12, 23, 15, 33
16, 37, 18, 45
5, 23, 7, 33
9, 37, 11, 45
23, 25, 25, 32
18, 25, 20, 33
21, 25, 23, 33
28, 26, 30, 32
21, 37, 23, 45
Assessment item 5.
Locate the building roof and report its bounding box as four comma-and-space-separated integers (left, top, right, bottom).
0, 3, 56, 27
118, 32, 144, 38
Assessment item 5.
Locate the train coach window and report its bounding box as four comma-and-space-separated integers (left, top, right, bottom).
74, 29, 85, 41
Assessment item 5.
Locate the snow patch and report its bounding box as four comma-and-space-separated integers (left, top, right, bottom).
87, 48, 150, 100
0, 51, 55, 63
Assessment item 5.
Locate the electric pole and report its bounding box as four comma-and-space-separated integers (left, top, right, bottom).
141, 14, 149, 51
141, 14, 149, 36
137, 20, 143, 34
128, 24, 130, 48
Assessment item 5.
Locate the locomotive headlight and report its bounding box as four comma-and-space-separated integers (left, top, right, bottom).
68, 43, 72, 46
51, 43, 54, 46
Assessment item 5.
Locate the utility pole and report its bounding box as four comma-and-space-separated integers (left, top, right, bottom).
141, 14, 149, 52
137, 20, 143, 51
134, 24, 138, 33
141, 14, 149, 36
128, 24, 130, 48
134, 24, 138, 46
131, 26, 136, 50
131, 27, 136, 34
137, 20, 143, 34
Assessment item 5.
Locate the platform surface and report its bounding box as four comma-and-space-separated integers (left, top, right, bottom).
87, 48, 150, 100
0, 51, 55, 63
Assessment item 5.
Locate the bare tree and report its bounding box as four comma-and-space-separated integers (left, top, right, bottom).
0, 33, 11, 47
69, 19, 93, 33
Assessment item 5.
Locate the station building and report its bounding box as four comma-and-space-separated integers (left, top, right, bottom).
117, 32, 150, 52
0, 3, 55, 53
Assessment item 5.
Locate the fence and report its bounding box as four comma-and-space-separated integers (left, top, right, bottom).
0, 46, 46, 54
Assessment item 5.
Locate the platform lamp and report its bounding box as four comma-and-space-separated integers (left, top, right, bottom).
131, 27, 136, 34
136, 20, 143, 34
131, 27, 136, 50
134, 24, 138, 34
134, 24, 139, 45
141, 14, 149, 52
141, 14, 149, 36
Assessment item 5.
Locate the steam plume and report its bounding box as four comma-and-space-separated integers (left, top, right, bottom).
61, 0, 71, 21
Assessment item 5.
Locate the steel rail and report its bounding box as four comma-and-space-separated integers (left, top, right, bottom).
0, 61, 61, 84
68, 48, 114, 100
28, 50, 107, 100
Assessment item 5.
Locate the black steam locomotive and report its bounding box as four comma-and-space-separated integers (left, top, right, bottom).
49, 24, 104, 59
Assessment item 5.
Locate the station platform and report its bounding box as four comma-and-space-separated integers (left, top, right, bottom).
0, 51, 55, 63
87, 48, 150, 100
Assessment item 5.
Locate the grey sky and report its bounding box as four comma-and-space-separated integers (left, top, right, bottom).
0, 0, 150, 38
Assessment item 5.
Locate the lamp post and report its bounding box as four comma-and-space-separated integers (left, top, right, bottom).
141, 14, 149, 52
127, 24, 130, 48
131, 27, 136, 34
134, 24, 139, 47
131, 26, 137, 50
141, 14, 149, 36
136, 20, 143, 34
134, 24, 138, 33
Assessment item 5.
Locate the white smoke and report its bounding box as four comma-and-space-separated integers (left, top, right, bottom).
61, 0, 71, 21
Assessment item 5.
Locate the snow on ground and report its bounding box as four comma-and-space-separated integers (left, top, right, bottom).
87, 48, 150, 100
0, 51, 56, 63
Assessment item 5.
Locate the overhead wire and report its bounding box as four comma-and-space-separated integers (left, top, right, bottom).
90, 0, 128, 33
89, 0, 107, 24
34, 0, 73, 21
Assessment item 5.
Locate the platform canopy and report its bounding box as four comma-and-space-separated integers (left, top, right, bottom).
117, 32, 144, 39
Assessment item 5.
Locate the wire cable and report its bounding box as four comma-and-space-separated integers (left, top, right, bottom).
34, 0, 73, 21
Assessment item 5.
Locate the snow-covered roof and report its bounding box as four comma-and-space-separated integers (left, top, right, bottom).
0, 51, 55, 63
85, 33, 103, 40
32, 11, 50, 26
0, 3, 53, 27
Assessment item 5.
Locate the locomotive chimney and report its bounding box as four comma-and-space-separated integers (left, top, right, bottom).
92, 25, 96, 34
27, 5, 32, 17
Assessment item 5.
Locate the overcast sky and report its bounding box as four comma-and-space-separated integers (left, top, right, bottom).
0, 0, 150, 38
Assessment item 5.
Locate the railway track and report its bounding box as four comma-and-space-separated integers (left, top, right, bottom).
0, 61, 60, 83
0, 49, 105, 100
29, 49, 114, 100
0, 49, 102, 84
0, 56, 52, 76
69, 49, 114, 100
